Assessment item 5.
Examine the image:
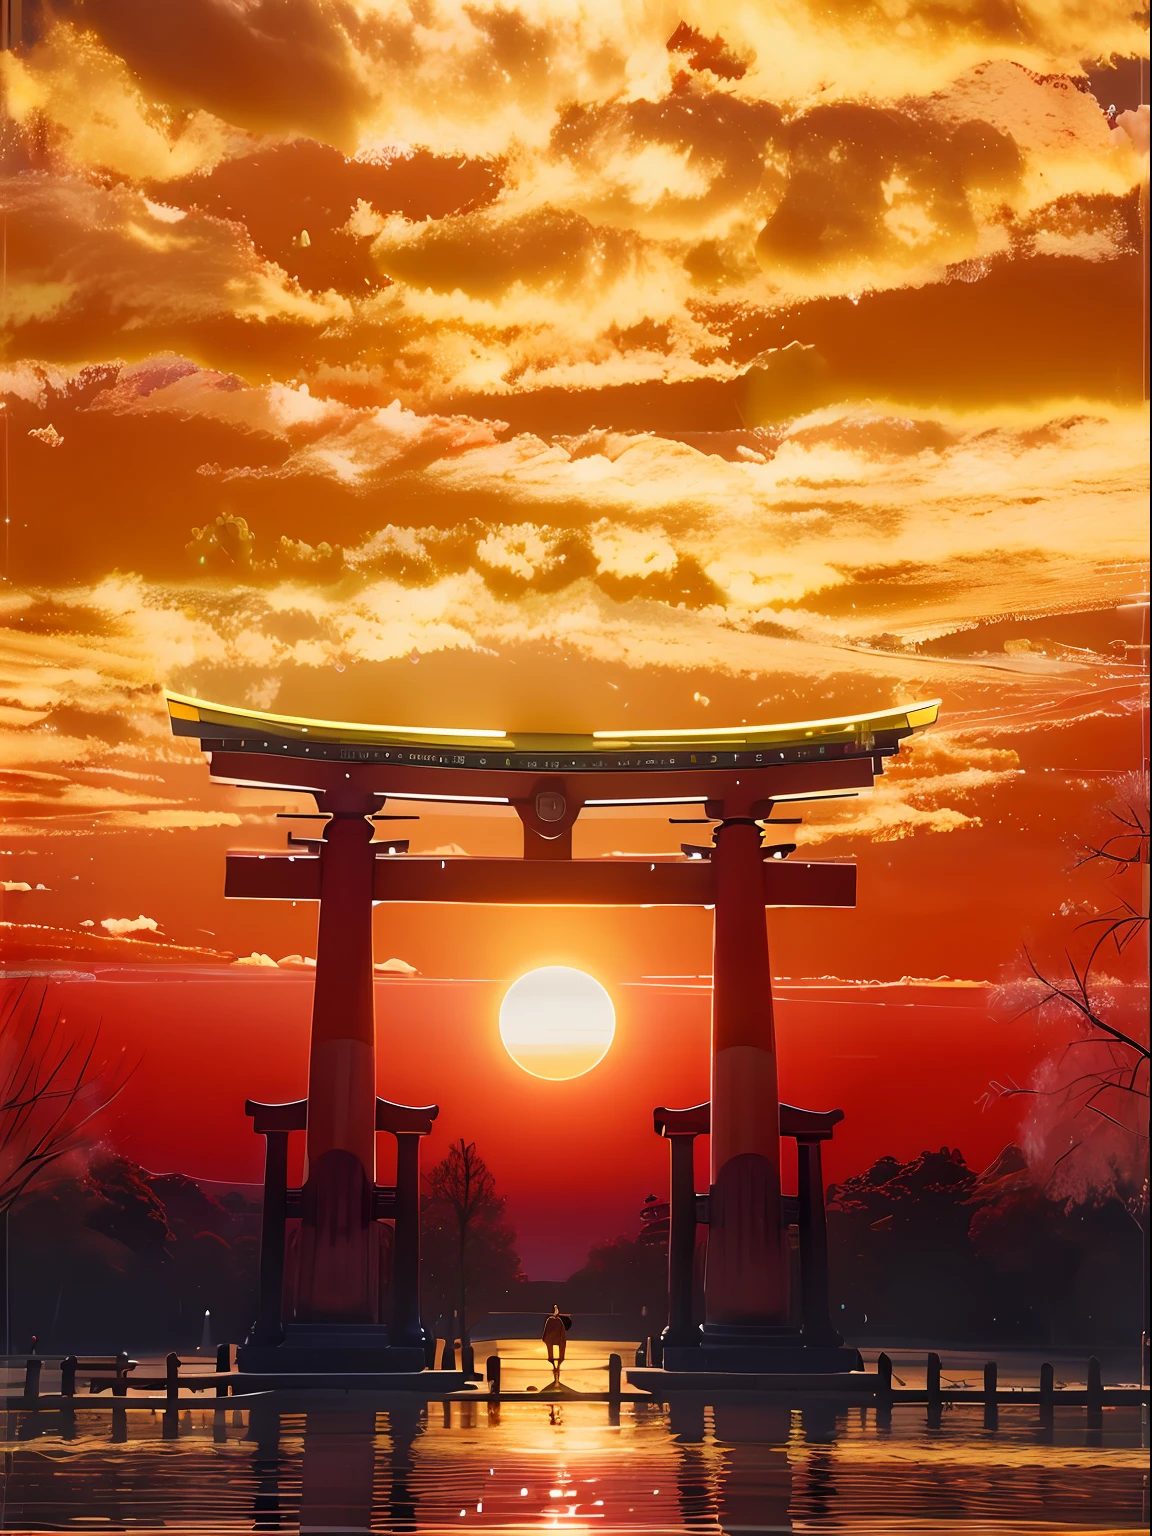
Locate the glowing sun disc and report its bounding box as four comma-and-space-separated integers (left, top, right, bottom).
499, 966, 616, 1080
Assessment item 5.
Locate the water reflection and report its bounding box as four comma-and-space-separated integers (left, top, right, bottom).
713, 1406, 793, 1533
248, 1402, 284, 1531
0, 1399, 1146, 1532
299, 1411, 376, 1534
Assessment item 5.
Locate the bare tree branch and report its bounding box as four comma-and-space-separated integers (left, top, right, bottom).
0, 978, 129, 1215
994, 780, 1149, 1214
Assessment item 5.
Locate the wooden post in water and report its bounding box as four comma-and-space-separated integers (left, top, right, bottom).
113, 1351, 130, 1398
875, 1352, 893, 1428
22, 1358, 40, 1404
60, 1356, 76, 1398
983, 1360, 998, 1430
1039, 1361, 1054, 1424
486, 1356, 501, 1398
926, 1351, 942, 1426
876, 1352, 893, 1400
163, 1352, 180, 1439
1086, 1356, 1103, 1427
212, 1344, 229, 1443
112, 1386, 127, 1445
608, 1353, 622, 1402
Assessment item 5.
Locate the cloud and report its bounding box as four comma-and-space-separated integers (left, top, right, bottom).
232, 951, 279, 967
15, 361, 1140, 626
100, 914, 160, 936
1, 26, 239, 181
375, 956, 418, 975
41, 5, 369, 150
37, 2, 1146, 166
0, 389, 1143, 803
0, 175, 351, 359
2, 881, 33, 892
5, 17, 1144, 397
794, 733, 1022, 846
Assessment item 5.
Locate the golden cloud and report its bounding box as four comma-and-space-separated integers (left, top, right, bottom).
4, 11, 1143, 397
100, 913, 159, 936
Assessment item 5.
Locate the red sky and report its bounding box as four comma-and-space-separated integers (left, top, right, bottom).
0, 3, 1148, 1275
46, 968, 1038, 1276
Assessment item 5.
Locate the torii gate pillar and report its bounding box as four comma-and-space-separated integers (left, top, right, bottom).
706, 812, 790, 1339
297, 796, 379, 1323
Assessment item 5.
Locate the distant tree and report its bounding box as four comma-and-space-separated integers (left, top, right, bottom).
423, 1139, 521, 1341
967, 1154, 1143, 1344
827, 1147, 984, 1338
564, 1233, 667, 1323
0, 979, 125, 1350
83, 1153, 171, 1258
11, 1153, 261, 1351
826, 1143, 1144, 1345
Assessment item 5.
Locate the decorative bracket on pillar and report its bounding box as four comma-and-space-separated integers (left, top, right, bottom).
780, 1104, 843, 1140
245, 1098, 306, 1345
652, 1098, 846, 1351
375, 1097, 438, 1350
782, 1104, 844, 1345
245, 1094, 439, 1349
375, 1099, 438, 1135
247, 1097, 307, 1133
654, 1103, 710, 1137
653, 1103, 710, 1348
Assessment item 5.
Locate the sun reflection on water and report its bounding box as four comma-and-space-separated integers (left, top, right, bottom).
0, 1391, 1146, 1533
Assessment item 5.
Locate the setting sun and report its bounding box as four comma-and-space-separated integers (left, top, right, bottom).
499, 967, 616, 1081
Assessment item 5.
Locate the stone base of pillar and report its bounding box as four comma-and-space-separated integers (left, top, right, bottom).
664, 1326, 861, 1374
237, 1323, 426, 1375
801, 1322, 845, 1348
631, 1361, 870, 1393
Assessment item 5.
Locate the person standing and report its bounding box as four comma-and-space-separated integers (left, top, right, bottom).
541, 1305, 570, 1382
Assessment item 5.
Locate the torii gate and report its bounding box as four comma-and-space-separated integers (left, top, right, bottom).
168, 690, 938, 1372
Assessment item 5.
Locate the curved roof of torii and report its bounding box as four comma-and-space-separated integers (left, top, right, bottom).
167, 691, 940, 776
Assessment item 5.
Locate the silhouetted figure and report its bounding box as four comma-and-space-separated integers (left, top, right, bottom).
542, 1304, 571, 1382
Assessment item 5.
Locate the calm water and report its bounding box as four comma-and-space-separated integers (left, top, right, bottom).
1, 1397, 1147, 1533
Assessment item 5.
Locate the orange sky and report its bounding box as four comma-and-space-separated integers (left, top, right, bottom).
0, 2, 1148, 1272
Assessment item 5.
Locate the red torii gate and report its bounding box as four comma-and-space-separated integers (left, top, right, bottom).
168, 690, 938, 1373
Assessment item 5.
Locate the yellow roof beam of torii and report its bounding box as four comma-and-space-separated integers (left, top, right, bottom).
166, 690, 940, 754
